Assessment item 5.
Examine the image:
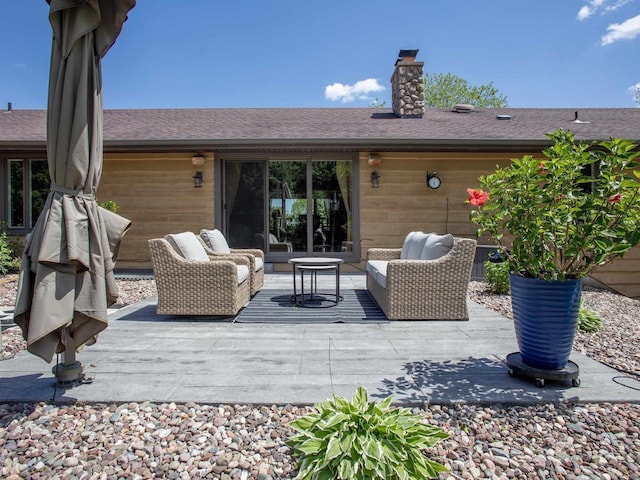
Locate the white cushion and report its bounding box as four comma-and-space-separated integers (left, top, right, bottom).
367, 260, 388, 289
269, 233, 279, 243
421, 233, 454, 260
165, 232, 209, 261
254, 257, 264, 272
400, 232, 417, 259
237, 265, 250, 285
406, 232, 431, 260
200, 229, 231, 254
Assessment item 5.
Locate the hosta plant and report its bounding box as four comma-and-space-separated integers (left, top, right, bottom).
577, 306, 603, 333
468, 129, 640, 281
287, 387, 448, 480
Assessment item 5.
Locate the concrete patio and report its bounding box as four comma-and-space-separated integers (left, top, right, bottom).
1, 273, 639, 406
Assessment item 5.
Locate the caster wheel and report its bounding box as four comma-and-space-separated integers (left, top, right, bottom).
572, 378, 581, 387
508, 369, 515, 377
535, 378, 545, 388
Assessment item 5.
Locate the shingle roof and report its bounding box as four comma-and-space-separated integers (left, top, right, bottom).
2, 107, 639, 151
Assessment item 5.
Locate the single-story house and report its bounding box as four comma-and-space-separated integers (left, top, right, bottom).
1, 50, 639, 297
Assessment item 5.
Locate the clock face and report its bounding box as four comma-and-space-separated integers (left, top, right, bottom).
428, 175, 441, 189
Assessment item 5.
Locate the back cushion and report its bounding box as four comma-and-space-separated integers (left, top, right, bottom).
165, 232, 209, 261
421, 233, 455, 260
400, 232, 417, 259
200, 229, 231, 254
406, 232, 431, 259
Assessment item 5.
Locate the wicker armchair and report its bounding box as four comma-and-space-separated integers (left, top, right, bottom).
149, 238, 251, 316
366, 237, 477, 320
197, 236, 264, 296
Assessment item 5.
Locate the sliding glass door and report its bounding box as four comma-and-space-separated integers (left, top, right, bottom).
223, 161, 266, 248
222, 156, 355, 258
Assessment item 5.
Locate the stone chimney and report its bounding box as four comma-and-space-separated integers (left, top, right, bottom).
391, 49, 424, 118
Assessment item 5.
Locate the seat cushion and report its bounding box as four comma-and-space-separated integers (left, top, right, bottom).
366, 260, 388, 289
165, 232, 209, 261
237, 265, 250, 285
200, 228, 231, 254
421, 233, 455, 260
406, 232, 431, 259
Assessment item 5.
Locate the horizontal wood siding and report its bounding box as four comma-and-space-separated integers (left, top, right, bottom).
99, 153, 215, 268
359, 151, 640, 298
590, 246, 640, 298
94, 149, 639, 298
359, 151, 518, 256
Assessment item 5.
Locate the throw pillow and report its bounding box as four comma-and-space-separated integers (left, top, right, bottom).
406, 232, 431, 259
165, 232, 209, 261
400, 231, 417, 259
200, 228, 231, 254
421, 233, 455, 260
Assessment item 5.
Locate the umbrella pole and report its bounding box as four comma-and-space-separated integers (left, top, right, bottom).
53, 327, 84, 386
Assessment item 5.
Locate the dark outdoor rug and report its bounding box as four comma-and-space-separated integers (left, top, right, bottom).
234, 289, 389, 323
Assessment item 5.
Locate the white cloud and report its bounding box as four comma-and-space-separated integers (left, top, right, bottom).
601, 13, 640, 44
629, 81, 640, 104
577, 0, 631, 20
578, 6, 594, 20
603, 0, 632, 13
324, 78, 385, 103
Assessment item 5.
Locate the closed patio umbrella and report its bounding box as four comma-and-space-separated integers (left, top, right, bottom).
14, 0, 135, 384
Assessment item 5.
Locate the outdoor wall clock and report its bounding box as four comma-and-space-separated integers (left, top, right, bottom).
427, 172, 441, 189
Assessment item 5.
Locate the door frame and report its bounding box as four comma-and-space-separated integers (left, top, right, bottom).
215, 152, 360, 263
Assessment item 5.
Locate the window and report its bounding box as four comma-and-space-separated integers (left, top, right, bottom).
7, 159, 49, 229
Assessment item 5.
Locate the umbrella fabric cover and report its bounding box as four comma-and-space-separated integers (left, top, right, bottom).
14, 0, 135, 363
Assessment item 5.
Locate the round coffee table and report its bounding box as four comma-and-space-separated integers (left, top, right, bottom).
288, 257, 344, 307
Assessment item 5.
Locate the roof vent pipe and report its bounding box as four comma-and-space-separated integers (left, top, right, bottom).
574, 111, 578, 121
7, 102, 12, 112
453, 103, 475, 113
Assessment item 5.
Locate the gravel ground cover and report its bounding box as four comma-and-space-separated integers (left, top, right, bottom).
1, 275, 639, 479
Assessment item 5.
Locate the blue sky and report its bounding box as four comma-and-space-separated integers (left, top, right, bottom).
1, 0, 639, 110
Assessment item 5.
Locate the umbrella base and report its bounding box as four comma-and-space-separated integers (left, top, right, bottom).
52, 361, 84, 387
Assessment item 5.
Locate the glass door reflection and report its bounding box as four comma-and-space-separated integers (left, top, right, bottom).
312, 160, 352, 253
269, 160, 306, 253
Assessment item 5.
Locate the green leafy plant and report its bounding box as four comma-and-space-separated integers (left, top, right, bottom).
484, 259, 510, 294
468, 129, 640, 281
423, 72, 508, 108
97, 199, 119, 213
287, 386, 449, 480
577, 306, 603, 333
0, 232, 14, 275
0, 225, 21, 275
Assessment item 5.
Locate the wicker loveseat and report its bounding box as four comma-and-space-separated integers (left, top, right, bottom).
149, 234, 251, 316
366, 233, 477, 320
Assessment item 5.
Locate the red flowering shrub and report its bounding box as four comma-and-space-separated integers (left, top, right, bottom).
467, 129, 640, 280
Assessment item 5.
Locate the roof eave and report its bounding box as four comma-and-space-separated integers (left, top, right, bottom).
100, 137, 555, 153
0, 137, 558, 154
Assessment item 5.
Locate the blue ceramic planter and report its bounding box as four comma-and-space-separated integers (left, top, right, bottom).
510, 274, 582, 370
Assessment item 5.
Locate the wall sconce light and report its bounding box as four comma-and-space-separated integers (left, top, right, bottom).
192, 155, 206, 166
370, 171, 381, 188
368, 153, 381, 166
193, 171, 203, 188
426, 171, 441, 189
